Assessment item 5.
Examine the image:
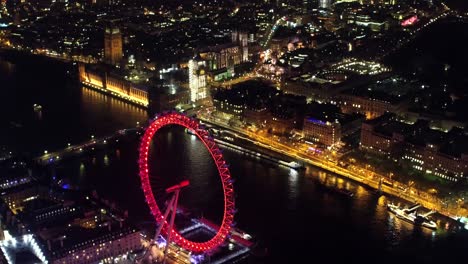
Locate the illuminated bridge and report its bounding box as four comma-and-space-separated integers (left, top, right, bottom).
34, 128, 141, 165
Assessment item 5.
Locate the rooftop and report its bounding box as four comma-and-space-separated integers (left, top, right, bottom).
201, 42, 239, 53
374, 120, 413, 138
344, 76, 416, 104
368, 114, 468, 158
45, 225, 137, 260
0, 182, 139, 262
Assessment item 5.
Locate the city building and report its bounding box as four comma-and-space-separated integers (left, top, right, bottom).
47, 225, 140, 264
338, 92, 404, 119
80, 63, 190, 113
207, 67, 235, 82
244, 106, 269, 128
301, 0, 311, 14
148, 79, 190, 116
360, 113, 408, 155
269, 112, 297, 135
402, 124, 468, 182
0, 167, 31, 191
212, 80, 304, 134
213, 95, 244, 116
231, 30, 249, 63
188, 58, 208, 103
360, 114, 468, 182
199, 44, 244, 71
79, 63, 149, 107
303, 117, 341, 147
199, 46, 231, 71
342, 9, 390, 32
197, 33, 250, 82
319, 0, 333, 9
0, 184, 142, 264
337, 76, 412, 119
104, 27, 123, 66
283, 74, 345, 102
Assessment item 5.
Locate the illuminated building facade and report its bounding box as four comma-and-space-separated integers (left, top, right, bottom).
361, 0, 396, 4
360, 115, 398, 155
353, 15, 388, 32
338, 93, 401, 119
195, 31, 250, 83
303, 117, 341, 146
337, 76, 410, 119
201, 34, 248, 70
0, 175, 30, 190
302, 0, 310, 14
319, 0, 333, 9
403, 142, 468, 182
269, 114, 296, 135
104, 27, 123, 66
213, 96, 244, 116
0, 184, 142, 264
244, 107, 269, 127
199, 44, 243, 71
231, 30, 249, 63
79, 64, 148, 106
208, 67, 236, 82
188, 58, 207, 103
50, 227, 141, 264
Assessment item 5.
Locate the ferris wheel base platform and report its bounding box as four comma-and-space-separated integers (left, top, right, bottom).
157, 216, 254, 264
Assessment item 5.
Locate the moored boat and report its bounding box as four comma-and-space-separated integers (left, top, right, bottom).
33, 103, 42, 112
387, 202, 437, 230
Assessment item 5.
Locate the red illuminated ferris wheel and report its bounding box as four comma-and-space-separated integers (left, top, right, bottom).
138, 111, 235, 253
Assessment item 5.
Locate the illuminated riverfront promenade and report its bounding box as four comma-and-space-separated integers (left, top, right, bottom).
0, 46, 98, 64
81, 80, 149, 107
198, 111, 468, 220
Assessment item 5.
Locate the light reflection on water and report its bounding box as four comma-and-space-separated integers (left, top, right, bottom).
103, 154, 109, 167
81, 86, 147, 130
287, 168, 299, 210
0, 58, 15, 76
51, 104, 464, 264
1, 56, 467, 263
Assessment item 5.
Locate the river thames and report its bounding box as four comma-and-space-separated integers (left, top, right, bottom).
1, 54, 468, 263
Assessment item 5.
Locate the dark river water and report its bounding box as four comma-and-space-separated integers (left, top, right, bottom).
1, 52, 467, 263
